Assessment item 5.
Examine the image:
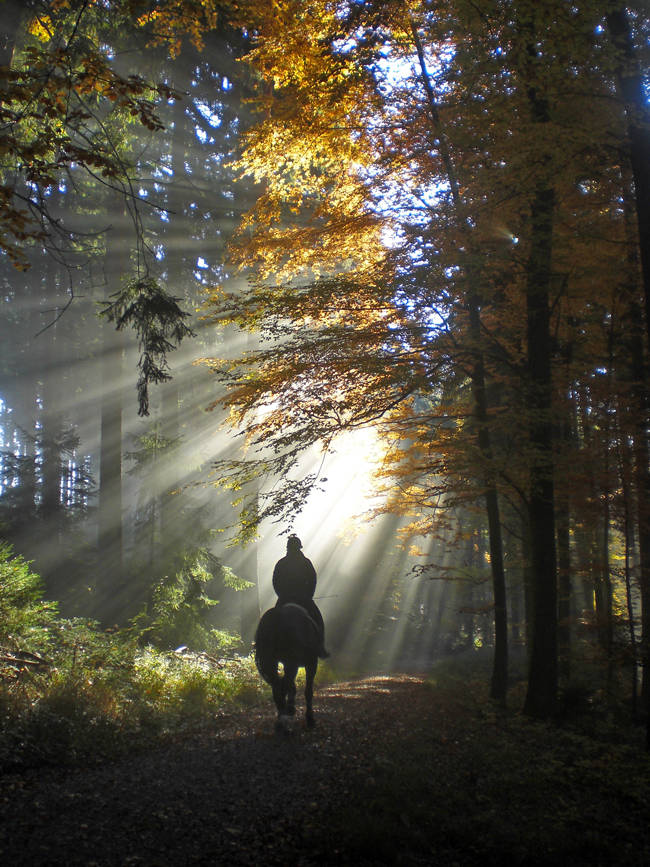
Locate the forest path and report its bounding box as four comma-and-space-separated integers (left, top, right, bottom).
0, 676, 446, 867
2, 675, 649, 867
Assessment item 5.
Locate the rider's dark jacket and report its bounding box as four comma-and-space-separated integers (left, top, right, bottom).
272, 550, 317, 606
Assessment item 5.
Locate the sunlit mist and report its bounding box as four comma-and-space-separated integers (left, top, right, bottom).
0, 26, 501, 678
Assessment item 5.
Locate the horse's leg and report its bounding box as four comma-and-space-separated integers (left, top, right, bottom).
304, 658, 317, 727
282, 662, 298, 717
259, 659, 285, 719
270, 671, 286, 718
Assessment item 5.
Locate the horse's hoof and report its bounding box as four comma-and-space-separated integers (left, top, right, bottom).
275, 714, 293, 735
306, 712, 315, 728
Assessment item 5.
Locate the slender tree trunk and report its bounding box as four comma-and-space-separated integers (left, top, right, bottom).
617, 427, 639, 719
517, 9, 560, 717
603, 492, 615, 701
632, 404, 650, 716
623, 195, 650, 715
160, 95, 185, 547
522, 520, 533, 650
522, 184, 559, 719
607, 9, 650, 352
556, 486, 572, 680
601, 322, 616, 700
40, 267, 63, 527
432, 580, 449, 657
607, 8, 650, 725
98, 193, 126, 617
238, 335, 261, 647
469, 302, 508, 701
510, 577, 522, 648
0, 0, 29, 69
411, 22, 508, 702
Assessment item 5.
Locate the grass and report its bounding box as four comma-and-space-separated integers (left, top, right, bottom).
0, 647, 267, 772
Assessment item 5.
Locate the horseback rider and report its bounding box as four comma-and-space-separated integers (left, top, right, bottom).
272, 534, 330, 659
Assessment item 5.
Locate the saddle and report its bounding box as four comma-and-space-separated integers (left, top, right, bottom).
280, 602, 320, 635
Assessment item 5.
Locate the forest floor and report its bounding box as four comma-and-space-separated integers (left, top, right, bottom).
0, 673, 649, 867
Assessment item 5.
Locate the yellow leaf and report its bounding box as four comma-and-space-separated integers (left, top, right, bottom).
28, 16, 53, 43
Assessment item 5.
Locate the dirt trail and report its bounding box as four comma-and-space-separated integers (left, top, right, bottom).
0, 677, 434, 867
4, 676, 649, 867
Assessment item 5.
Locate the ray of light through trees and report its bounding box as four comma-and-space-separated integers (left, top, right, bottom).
0, 0, 649, 727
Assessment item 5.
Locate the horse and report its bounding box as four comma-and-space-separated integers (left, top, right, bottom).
254, 603, 320, 732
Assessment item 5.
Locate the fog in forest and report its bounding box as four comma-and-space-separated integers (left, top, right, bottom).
0, 27, 506, 674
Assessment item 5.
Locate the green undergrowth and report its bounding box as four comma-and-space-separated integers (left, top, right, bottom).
0, 645, 267, 772
0, 547, 267, 772
324, 674, 650, 867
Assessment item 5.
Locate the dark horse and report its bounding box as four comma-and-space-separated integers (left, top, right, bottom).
254, 604, 319, 731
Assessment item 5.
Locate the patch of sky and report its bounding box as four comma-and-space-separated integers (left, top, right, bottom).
138, 188, 148, 197
353, 43, 455, 236
196, 100, 223, 127
155, 246, 164, 260
222, 77, 232, 91
197, 257, 209, 269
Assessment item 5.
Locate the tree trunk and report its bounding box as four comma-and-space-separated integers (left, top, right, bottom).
469, 301, 508, 702
40, 268, 63, 527
607, 9, 650, 353
411, 22, 508, 702
628, 298, 650, 715
617, 426, 639, 719
522, 184, 559, 720
556, 483, 572, 681
607, 7, 650, 724
98, 193, 126, 619
0, 0, 30, 69
160, 95, 186, 548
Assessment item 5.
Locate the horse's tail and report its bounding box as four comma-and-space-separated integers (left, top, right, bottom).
254, 608, 280, 685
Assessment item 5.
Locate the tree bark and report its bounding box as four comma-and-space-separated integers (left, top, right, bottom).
411, 22, 508, 702
160, 95, 186, 549
556, 475, 571, 681
469, 302, 508, 702
40, 266, 63, 527
0, 0, 30, 69
607, 7, 650, 723
522, 184, 559, 720
607, 9, 650, 354
98, 192, 126, 618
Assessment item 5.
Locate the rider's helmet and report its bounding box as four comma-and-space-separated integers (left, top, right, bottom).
286, 534, 303, 552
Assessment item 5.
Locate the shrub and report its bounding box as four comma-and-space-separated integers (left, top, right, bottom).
0, 546, 264, 771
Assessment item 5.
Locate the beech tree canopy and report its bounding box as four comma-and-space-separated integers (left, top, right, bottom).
203, 0, 650, 717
